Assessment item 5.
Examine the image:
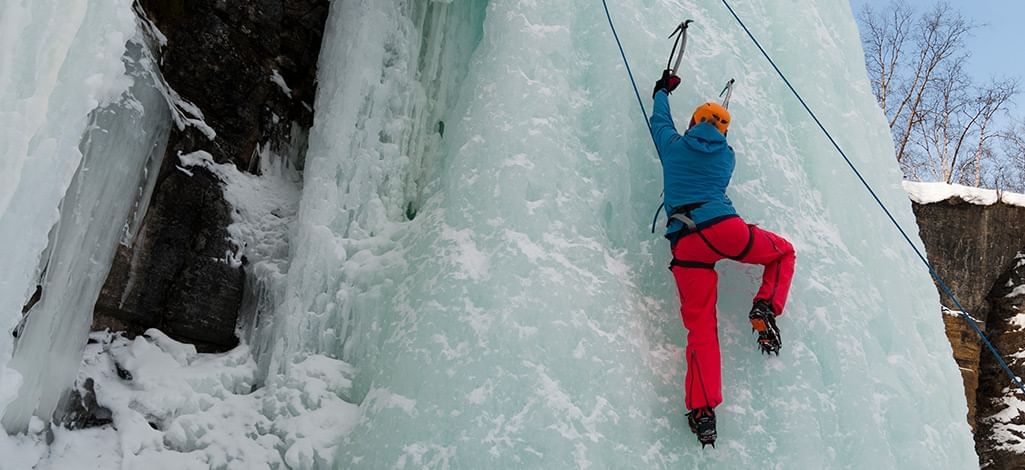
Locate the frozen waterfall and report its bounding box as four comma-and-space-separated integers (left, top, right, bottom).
0, 0, 140, 432
0, 0, 977, 468
268, 0, 975, 466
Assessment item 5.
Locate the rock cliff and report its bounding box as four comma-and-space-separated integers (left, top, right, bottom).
907, 182, 1025, 466
92, 0, 328, 352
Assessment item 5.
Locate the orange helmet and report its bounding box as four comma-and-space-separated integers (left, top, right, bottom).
689, 102, 731, 134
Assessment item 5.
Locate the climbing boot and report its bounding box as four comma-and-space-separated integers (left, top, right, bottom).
686, 407, 717, 448
749, 299, 781, 355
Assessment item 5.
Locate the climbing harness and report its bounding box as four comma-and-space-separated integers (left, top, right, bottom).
668, 203, 701, 232
666, 203, 754, 271
717, 0, 1025, 396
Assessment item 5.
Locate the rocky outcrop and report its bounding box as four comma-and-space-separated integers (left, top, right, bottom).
977, 257, 1025, 468
912, 199, 1025, 430
92, 165, 244, 350
940, 309, 985, 428
912, 200, 1025, 319
910, 191, 1025, 467
92, 0, 327, 351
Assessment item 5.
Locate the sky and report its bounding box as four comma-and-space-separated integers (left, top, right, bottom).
848, 0, 1025, 124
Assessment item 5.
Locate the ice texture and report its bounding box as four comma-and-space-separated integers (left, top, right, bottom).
0, 0, 138, 431
291, 0, 971, 467
2, 34, 170, 432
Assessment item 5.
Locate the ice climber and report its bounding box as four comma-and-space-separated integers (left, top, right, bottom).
650, 70, 796, 448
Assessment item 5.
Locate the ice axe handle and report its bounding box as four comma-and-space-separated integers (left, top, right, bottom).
719, 78, 735, 109
670, 20, 694, 76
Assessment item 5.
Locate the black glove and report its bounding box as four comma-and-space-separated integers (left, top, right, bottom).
652, 69, 681, 99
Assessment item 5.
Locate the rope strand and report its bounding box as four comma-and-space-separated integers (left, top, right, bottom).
719, 0, 1025, 396
600, 0, 652, 135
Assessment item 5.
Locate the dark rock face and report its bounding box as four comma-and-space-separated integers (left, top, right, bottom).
92, 0, 328, 351
911, 197, 1025, 466
977, 259, 1025, 469
94, 165, 243, 351
139, 0, 326, 166
912, 200, 1025, 318
58, 378, 112, 430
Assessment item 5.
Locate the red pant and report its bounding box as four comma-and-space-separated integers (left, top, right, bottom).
670, 216, 795, 410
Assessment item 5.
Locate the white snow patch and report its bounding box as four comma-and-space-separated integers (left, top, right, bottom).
441, 226, 489, 281
904, 181, 1025, 207
29, 330, 362, 469
1006, 285, 1025, 299
270, 69, 293, 96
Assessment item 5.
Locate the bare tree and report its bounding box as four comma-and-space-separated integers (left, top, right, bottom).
914, 63, 1018, 185
1000, 120, 1025, 192
860, 2, 974, 165
858, 1, 1019, 187
861, 2, 914, 114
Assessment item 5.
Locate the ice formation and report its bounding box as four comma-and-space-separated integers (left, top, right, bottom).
0, 0, 139, 431
0, 0, 979, 468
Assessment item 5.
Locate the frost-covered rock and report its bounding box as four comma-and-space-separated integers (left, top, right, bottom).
52, 330, 358, 469
908, 184, 1025, 432
93, 0, 328, 352
978, 254, 1025, 468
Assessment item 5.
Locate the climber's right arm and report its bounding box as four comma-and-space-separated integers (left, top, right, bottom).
650, 90, 681, 158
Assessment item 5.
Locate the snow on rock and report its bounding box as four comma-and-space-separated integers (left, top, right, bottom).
986, 388, 1025, 452
51, 330, 359, 469
1008, 285, 1025, 299
903, 181, 1025, 207
35, 426, 121, 470
176, 149, 301, 270
270, 70, 293, 97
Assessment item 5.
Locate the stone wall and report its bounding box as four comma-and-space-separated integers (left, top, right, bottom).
92, 0, 328, 352
911, 196, 1025, 467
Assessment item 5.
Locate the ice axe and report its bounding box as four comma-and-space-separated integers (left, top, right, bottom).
666, 20, 694, 76
719, 78, 735, 109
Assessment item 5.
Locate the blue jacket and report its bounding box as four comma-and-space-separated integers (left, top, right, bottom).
650, 90, 738, 238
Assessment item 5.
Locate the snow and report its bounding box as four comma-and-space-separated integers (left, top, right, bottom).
1008, 285, 1025, 299
984, 386, 1025, 455
270, 70, 293, 96
6, 327, 360, 469
904, 180, 1025, 207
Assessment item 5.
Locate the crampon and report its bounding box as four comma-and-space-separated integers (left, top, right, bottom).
749, 300, 781, 355
686, 407, 717, 448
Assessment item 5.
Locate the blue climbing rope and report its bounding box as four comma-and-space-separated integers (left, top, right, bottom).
601, 0, 1025, 397
718, 0, 1025, 396
600, 0, 655, 139
600, 0, 670, 232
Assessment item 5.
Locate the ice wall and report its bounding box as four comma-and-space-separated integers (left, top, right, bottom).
257, 0, 486, 382
0, 0, 137, 430
285, 0, 977, 467
3, 37, 170, 432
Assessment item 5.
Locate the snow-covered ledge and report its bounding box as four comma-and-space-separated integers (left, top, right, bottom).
904, 181, 1025, 207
